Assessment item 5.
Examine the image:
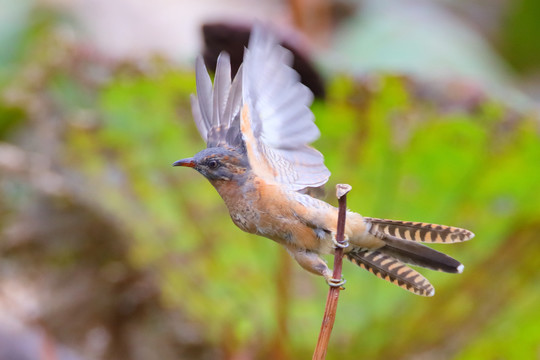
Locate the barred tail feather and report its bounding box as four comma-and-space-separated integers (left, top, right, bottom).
346, 249, 435, 297
365, 217, 475, 243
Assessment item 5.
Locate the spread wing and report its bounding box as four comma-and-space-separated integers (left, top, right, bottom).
190, 26, 330, 192
191, 52, 244, 149
240, 27, 330, 191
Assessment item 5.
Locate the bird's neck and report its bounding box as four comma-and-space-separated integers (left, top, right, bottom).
209, 173, 253, 204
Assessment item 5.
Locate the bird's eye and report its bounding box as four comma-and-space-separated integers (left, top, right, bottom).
207, 160, 219, 169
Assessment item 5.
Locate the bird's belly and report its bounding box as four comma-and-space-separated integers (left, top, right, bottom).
229, 209, 259, 233
228, 201, 326, 251
254, 214, 332, 253
228, 206, 295, 241
215, 178, 329, 252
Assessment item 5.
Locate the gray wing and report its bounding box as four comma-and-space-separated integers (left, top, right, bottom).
240, 26, 330, 191
191, 52, 243, 148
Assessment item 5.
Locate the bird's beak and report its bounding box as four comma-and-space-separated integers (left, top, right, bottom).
172, 158, 196, 168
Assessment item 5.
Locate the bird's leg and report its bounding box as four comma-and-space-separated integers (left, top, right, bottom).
331, 231, 349, 249
285, 246, 346, 288
326, 277, 347, 288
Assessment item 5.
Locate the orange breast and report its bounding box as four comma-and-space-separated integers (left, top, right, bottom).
212, 176, 324, 252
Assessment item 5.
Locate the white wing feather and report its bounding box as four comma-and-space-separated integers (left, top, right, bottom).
241, 27, 330, 191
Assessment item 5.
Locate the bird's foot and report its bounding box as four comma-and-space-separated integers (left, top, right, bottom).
326, 277, 347, 289
332, 233, 349, 249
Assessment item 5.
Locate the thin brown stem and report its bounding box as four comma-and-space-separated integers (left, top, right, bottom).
312, 184, 351, 360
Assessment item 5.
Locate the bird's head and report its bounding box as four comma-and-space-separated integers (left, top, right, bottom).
173, 147, 249, 182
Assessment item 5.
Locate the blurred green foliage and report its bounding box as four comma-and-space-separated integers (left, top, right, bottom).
1, 2, 540, 359
501, 0, 540, 72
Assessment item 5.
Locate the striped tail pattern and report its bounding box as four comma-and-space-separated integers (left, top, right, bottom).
347, 218, 475, 296
365, 218, 474, 243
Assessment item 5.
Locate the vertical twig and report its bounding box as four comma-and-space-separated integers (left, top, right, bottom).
313, 184, 352, 360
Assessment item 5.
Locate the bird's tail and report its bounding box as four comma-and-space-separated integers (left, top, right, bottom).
364, 217, 474, 244
346, 249, 435, 296
346, 217, 474, 296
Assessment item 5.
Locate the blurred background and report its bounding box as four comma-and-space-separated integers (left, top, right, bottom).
1, 0, 539, 359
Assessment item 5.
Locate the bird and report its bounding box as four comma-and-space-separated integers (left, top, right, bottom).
173, 26, 474, 297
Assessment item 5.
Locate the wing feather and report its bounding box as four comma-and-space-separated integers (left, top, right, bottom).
191, 53, 243, 148
223, 66, 243, 129
190, 94, 207, 142
241, 26, 330, 191
194, 56, 213, 135
212, 52, 231, 126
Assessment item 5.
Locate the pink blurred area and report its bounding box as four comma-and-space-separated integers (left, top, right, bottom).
43, 0, 290, 62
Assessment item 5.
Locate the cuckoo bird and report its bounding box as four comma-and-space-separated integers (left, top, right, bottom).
174, 27, 474, 296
